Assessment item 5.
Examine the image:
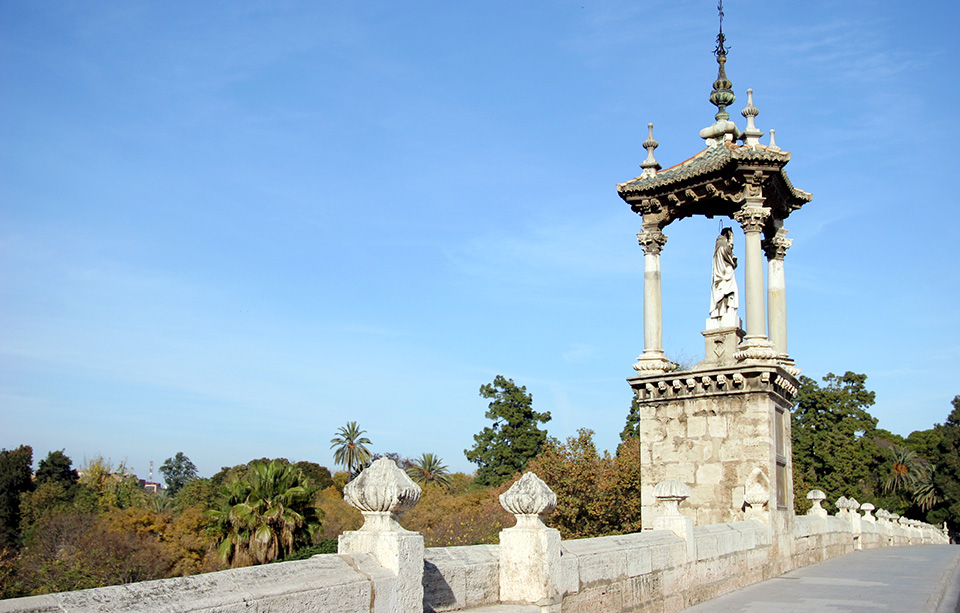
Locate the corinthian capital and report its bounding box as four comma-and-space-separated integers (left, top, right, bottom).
763, 229, 793, 260
637, 227, 667, 255
733, 206, 770, 234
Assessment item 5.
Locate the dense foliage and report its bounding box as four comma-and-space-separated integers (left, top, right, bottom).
465, 375, 551, 486
791, 373, 958, 538
528, 430, 643, 539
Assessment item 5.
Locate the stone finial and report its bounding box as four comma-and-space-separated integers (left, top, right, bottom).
834, 496, 849, 516
806, 490, 827, 518
639, 123, 661, 178
653, 480, 691, 518
876, 509, 890, 522
344, 457, 422, 531
740, 89, 764, 148
860, 502, 876, 522
767, 129, 781, 152
500, 472, 557, 528
847, 497, 860, 511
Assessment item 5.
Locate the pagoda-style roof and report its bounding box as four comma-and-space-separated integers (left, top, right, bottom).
617, 141, 811, 225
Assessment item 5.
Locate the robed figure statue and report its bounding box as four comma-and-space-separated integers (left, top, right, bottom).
709, 227, 739, 326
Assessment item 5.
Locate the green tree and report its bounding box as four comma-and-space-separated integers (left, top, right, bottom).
925, 396, 960, 535
620, 393, 642, 441
406, 453, 451, 489
160, 452, 199, 496
791, 372, 880, 510
329, 422, 372, 475
464, 375, 551, 486
208, 460, 323, 567
35, 450, 79, 489
0, 445, 34, 548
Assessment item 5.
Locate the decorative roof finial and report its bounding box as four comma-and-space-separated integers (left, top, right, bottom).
709, 1, 735, 123
741, 88, 763, 148
640, 123, 661, 178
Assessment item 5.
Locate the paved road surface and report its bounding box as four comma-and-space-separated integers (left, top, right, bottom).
683, 545, 960, 612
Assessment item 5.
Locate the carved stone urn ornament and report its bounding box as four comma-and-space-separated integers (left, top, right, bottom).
343, 457, 422, 532
499, 472, 557, 529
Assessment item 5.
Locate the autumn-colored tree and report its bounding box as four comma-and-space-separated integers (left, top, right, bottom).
527, 430, 643, 539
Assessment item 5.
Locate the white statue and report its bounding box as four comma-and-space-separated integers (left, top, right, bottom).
709, 227, 739, 326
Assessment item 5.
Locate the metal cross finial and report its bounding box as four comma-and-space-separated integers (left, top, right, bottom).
714, 1, 728, 58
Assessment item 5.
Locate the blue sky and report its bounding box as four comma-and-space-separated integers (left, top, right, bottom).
2, 1, 958, 481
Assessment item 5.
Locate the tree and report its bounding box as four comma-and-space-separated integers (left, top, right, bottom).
925, 396, 960, 536
160, 452, 199, 495
406, 453, 451, 489
0, 445, 34, 548
527, 430, 643, 539
329, 422, 372, 475
620, 393, 642, 441
35, 450, 79, 489
464, 375, 551, 486
791, 372, 880, 509
207, 460, 323, 567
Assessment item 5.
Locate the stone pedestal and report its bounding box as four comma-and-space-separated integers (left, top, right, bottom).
498, 473, 562, 608
338, 458, 424, 613
628, 363, 797, 531
699, 326, 744, 368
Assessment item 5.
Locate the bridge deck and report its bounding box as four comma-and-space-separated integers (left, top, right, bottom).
683, 545, 960, 612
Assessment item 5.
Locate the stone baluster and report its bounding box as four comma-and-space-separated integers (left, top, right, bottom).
498, 472, 562, 607
806, 489, 827, 519
653, 480, 695, 559
860, 502, 876, 523
834, 496, 849, 519
635, 226, 678, 373
339, 458, 424, 613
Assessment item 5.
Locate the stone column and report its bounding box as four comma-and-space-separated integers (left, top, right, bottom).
339, 458, 424, 613
734, 200, 777, 360
498, 473, 562, 608
634, 225, 677, 373
764, 225, 792, 356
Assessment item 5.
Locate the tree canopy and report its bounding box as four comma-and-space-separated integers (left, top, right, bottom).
160, 452, 199, 495
464, 375, 551, 486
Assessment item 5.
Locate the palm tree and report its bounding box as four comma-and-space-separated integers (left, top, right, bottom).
208, 460, 322, 567
883, 445, 922, 494
406, 453, 451, 489
330, 421, 372, 475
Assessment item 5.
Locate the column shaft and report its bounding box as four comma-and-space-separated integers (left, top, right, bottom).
743, 225, 766, 339
767, 258, 787, 353
644, 250, 663, 354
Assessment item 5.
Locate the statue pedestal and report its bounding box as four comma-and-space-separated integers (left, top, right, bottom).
627, 363, 797, 533
698, 326, 744, 369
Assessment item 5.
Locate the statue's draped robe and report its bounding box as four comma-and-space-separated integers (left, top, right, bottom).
710, 234, 738, 319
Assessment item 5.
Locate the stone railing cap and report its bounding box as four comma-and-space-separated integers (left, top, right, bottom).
499, 472, 557, 517
343, 457, 422, 514
806, 489, 826, 501
653, 480, 692, 500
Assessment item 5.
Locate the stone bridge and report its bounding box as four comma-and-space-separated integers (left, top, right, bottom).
0, 458, 949, 613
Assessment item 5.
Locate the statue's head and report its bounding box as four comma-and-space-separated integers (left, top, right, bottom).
721, 227, 733, 240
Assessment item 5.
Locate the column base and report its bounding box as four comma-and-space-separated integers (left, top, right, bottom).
776, 355, 801, 377
734, 336, 779, 361
634, 351, 678, 373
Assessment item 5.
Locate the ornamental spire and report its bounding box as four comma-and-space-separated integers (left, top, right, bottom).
639, 123, 661, 178
709, 1, 735, 122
